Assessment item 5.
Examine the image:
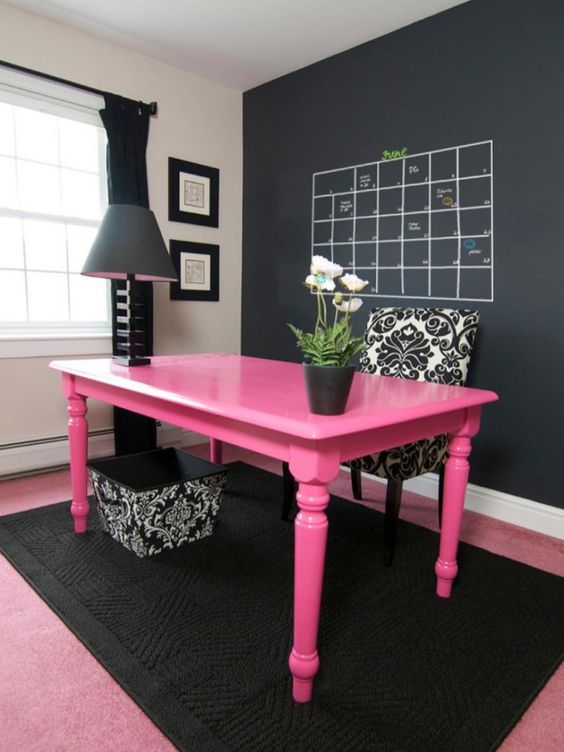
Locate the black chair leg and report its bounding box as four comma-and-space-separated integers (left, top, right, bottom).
383, 479, 403, 566
281, 462, 297, 521
437, 464, 445, 528
351, 466, 363, 500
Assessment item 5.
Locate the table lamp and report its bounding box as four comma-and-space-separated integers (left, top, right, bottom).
81, 203, 177, 366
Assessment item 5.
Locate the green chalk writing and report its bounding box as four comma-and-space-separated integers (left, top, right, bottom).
382, 148, 408, 160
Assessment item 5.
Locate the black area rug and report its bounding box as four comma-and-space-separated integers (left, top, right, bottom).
1, 462, 563, 752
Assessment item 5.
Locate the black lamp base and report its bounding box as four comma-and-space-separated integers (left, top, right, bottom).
114, 275, 152, 367
113, 355, 151, 367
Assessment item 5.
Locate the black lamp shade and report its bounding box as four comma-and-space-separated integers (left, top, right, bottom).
81, 204, 177, 281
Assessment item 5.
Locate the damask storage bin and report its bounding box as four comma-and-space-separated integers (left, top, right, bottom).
88, 448, 227, 558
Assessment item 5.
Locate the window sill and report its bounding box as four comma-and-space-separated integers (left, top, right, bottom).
0, 333, 112, 359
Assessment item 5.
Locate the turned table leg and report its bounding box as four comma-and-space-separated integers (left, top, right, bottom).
435, 433, 472, 597
289, 481, 330, 702
67, 391, 89, 533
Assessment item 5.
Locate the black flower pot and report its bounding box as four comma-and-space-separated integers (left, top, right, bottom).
303, 363, 355, 415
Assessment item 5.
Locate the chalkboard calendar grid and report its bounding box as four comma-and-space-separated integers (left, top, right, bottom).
311, 140, 494, 301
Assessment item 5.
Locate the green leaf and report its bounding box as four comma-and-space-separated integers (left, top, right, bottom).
288, 321, 363, 366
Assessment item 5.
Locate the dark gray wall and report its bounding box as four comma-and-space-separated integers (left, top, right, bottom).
242, 0, 564, 509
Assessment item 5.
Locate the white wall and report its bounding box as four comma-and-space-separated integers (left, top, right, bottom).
0, 4, 242, 453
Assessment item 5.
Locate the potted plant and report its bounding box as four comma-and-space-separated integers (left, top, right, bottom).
288, 256, 368, 414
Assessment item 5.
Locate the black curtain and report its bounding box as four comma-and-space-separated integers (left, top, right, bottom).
100, 93, 157, 455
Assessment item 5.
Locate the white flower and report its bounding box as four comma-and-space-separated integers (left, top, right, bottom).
305, 273, 336, 292
310, 255, 343, 279
340, 273, 369, 292
333, 297, 363, 313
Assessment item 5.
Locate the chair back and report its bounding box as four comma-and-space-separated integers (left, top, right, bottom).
359, 307, 479, 386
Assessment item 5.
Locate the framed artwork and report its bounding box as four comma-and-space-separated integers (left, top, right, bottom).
169, 240, 219, 301
168, 157, 219, 227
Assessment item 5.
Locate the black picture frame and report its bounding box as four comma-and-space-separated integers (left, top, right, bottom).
168, 157, 219, 227
169, 240, 219, 301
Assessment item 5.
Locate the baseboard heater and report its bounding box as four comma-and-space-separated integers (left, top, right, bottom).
0, 428, 115, 479
0, 423, 197, 480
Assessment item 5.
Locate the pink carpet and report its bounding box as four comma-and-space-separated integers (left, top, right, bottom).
1, 443, 562, 751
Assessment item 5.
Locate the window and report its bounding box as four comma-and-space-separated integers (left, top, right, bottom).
0, 69, 109, 341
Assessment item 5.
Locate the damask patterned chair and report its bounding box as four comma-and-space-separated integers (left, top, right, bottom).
349, 307, 479, 564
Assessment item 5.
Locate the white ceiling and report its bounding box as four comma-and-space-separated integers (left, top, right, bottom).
4, 0, 470, 90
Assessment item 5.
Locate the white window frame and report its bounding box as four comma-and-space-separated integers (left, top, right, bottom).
0, 66, 111, 358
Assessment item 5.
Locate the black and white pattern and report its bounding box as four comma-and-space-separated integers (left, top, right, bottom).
350, 307, 479, 480
90, 469, 227, 558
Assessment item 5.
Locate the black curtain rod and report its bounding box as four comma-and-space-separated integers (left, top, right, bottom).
0, 59, 158, 115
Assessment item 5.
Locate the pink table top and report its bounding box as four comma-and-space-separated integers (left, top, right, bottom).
50, 354, 498, 440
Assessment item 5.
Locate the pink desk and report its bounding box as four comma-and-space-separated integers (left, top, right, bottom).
50, 354, 498, 702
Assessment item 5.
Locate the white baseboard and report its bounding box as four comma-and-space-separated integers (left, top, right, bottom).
0, 424, 207, 478
357, 469, 564, 541
0, 431, 115, 477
